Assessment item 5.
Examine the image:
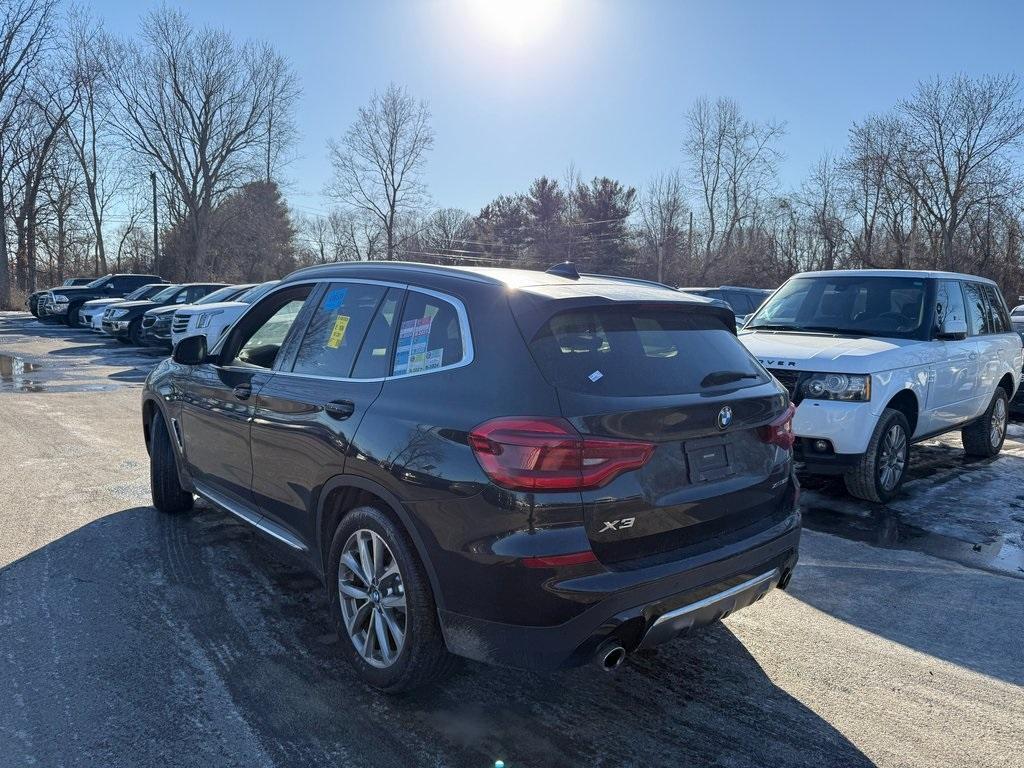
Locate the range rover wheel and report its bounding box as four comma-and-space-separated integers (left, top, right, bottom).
962, 388, 1009, 458
66, 305, 81, 327
149, 410, 194, 513
327, 505, 455, 693
843, 408, 910, 503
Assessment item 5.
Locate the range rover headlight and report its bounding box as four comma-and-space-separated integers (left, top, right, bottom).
197, 310, 223, 329
52, 294, 69, 303
108, 308, 129, 319
802, 373, 871, 401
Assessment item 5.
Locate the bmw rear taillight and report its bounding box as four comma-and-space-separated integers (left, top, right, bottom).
757, 403, 797, 450
468, 417, 655, 491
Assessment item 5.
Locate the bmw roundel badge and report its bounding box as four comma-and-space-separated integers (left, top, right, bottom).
717, 405, 733, 430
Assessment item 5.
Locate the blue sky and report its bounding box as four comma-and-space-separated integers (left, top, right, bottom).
91, 0, 1024, 217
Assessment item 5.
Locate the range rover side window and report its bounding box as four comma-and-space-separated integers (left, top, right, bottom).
227, 286, 312, 370
962, 282, 988, 336
291, 282, 386, 377
934, 280, 967, 332
391, 291, 466, 376
981, 284, 1010, 334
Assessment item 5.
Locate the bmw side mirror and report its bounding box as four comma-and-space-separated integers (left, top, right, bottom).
937, 318, 968, 340
173, 334, 208, 365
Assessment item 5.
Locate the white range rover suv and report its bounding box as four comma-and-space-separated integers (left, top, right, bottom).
740, 270, 1022, 502
169, 280, 279, 349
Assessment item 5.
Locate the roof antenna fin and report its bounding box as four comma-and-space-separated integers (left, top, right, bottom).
546, 261, 580, 280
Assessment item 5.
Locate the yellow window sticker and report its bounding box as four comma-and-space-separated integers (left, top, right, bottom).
327, 315, 350, 349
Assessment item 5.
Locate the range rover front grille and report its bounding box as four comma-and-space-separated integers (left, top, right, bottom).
767, 368, 804, 404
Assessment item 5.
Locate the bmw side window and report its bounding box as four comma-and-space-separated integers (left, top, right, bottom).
291, 282, 386, 377
962, 282, 987, 336
229, 286, 313, 369
391, 291, 465, 376
352, 288, 405, 379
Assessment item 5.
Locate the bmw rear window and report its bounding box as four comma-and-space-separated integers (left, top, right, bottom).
527, 306, 768, 396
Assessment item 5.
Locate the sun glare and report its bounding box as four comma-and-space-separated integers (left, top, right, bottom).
464, 0, 564, 48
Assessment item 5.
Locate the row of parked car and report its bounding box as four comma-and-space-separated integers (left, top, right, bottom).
21, 262, 1024, 691
29, 274, 280, 350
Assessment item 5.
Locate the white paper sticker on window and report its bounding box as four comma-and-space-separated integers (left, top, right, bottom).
588, 370, 603, 382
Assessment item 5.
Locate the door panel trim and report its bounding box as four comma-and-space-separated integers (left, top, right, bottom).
195, 481, 308, 552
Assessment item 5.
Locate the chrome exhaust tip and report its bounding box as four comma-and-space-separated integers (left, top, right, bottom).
597, 643, 627, 671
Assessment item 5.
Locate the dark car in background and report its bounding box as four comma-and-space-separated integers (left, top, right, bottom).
27, 277, 94, 317
681, 286, 774, 326
142, 261, 800, 693
103, 283, 224, 344
139, 284, 254, 348
42, 274, 165, 326
79, 283, 169, 331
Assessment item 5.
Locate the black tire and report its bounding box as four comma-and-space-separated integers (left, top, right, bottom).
962, 388, 1009, 458
149, 410, 193, 513
66, 304, 81, 327
843, 408, 911, 503
128, 318, 144, 346
327, 505, 455, 693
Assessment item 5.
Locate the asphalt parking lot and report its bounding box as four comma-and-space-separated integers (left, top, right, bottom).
1, 310, 1022, 768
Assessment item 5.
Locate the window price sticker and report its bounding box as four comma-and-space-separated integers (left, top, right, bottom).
327, 315, 350, 349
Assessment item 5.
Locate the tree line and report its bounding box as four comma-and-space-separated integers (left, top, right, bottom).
4, 0, 1024, 311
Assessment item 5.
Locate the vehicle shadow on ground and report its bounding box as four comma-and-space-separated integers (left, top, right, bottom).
795, 439, 1024, 687
0, 505, 875, 768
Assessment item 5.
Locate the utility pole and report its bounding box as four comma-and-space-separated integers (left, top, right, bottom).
150, 171, 159, 274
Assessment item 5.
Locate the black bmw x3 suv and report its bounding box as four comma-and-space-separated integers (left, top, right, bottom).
142, 261, 800, 692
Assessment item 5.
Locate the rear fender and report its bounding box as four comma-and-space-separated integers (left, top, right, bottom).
315, 474, 445, 612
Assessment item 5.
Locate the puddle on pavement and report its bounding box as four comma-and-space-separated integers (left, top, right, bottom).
802, 505, 1024, 579
0, 353, 47, 392
0, 352, 120, 393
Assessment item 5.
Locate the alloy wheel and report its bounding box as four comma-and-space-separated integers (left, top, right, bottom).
338, 528, 407, 669
991, 397, 1007, 448
878, 423, 907, 492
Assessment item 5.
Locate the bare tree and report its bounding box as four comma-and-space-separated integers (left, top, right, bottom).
421, 207, 471, 263
798, 154, 846, 271
10, 69, 80, 291
326, 83, 434, 260
103, 7, 298, 278
683, 97, 784, 279
61, 9, 126, 275
891, 74, 1024, 270
0, 0, 57, 305
841, 116, 897, 267
638, 171, 688, 283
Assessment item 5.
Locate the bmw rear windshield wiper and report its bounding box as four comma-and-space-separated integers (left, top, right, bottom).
701, 370, 761, 387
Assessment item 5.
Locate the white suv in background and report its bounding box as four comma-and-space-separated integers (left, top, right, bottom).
169, 280, 279, 348
740, 270, 1022, 502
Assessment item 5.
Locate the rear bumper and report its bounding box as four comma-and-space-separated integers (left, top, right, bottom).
437, 512, 800, 671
